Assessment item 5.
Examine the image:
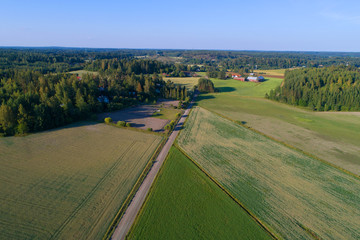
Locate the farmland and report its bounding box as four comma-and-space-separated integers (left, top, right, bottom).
127, 146, 272, 240
163, 77, 199, 90
0, 122, 162, 240
177, 107, 360, 240
196, 76, 360, 175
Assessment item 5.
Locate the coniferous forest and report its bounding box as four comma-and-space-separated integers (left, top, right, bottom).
0, 51, 189, 136
266, 66, 360, 111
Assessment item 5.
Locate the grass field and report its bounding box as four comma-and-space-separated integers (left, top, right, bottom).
211, 77, 283, 97
253, 69, 287, 76
197, 76, 360, 175
127, 146, 272, 240
68, 70, 99, 77
163, 77, 199, 90
0, 122, 162, 240
151, 108, 181, 121
177, 107, 360, 240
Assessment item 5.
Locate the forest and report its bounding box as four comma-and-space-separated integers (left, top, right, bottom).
0, 57, 189, 136
266, 66, 360, 111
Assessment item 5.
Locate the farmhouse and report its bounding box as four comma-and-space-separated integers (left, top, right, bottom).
247, 76, 265, 82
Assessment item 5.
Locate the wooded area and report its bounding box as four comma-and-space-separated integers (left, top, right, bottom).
266, 66, 360, 111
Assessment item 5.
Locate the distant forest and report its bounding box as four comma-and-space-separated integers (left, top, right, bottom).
266, 66, 360, 111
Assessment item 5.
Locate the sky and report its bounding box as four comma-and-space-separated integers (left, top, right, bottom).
1, 0, 360, 51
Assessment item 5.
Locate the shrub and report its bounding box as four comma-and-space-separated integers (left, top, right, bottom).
126, 122, 132, 127
117, 121, 126, 127
104, 117, 113, 124
176, 113, 181, 118
147, 128, 153, 131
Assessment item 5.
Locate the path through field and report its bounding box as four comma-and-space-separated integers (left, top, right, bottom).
111, 98, 196, 240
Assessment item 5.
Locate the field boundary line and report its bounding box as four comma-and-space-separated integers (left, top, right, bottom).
102, 136, 166, 240
200, 106, 360, 180
86, 139, 161, 239
173, 144, 280, 240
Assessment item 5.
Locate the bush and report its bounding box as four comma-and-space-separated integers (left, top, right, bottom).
147, 128, 153, 131
117, 121, 126, 127
176, 113, 181, 118
126, 122, 132, 127
104, 117, 113, 124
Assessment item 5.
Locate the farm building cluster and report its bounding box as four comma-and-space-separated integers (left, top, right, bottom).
231, 73, 265, 82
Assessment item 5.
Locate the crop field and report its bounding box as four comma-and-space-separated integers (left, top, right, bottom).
0, 122, 162, 240
127, 146, 272, 240
196, 77, 360, 175
163, 77, 199, 90
177, 107, 360, 240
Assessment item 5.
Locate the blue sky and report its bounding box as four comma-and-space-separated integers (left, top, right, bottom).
1, 0, 360, 51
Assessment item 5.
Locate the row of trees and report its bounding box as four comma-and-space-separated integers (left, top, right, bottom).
266, 66, 360, 111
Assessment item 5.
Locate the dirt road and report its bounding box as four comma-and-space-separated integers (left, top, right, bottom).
111, 100, 195, 240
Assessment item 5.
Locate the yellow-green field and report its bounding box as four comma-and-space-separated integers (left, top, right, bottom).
0, 122, 162, 240
178, 107, 360, 240
197, 76, 360, 175
163, 77, 199, 90
68, 70, 99, 77
127, 146, 272, 240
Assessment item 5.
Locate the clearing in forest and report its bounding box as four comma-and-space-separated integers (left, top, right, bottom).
0, 122, 162, 240
127, 146, 272, 240
177, 107, 360, 240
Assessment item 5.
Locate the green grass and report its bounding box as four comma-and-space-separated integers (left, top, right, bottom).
127, 146, 272, 240
0, 122, 162, 240
211, 77, 283, 97
196, 76, 360, 175
163, 77, 199, 90
178, 107, 360, 240
68, 70, 99, 77
151, 108, 181, 121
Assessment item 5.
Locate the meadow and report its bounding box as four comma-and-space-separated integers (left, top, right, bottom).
127, 146, 272, 240
163, 77, 199, 90
197, 77, 360, 175
177, 107, 360, 240
0, 122, 162, 240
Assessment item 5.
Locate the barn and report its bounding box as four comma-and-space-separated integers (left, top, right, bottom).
247, 76, 265, 82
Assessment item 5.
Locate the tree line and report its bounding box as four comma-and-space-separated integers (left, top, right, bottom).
0, 59, 190, 136
266, 66, 360, 111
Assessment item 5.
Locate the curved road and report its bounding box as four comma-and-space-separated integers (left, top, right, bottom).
111, 99, 195, 240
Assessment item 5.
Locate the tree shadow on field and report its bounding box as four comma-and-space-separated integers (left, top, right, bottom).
217, 86, 236, 93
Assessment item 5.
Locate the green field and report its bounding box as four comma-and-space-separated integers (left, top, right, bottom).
68, 70, 99, 77
163, 77, 199, 90
152, 108, 181, 121
211, 77, 283, 97
127, 146, 272, 240
178, 107, 360, 240
0, 122, 162, 240
197, 77, 360, 175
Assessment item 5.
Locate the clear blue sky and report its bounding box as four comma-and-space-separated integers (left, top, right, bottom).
1, 0, 360, 51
